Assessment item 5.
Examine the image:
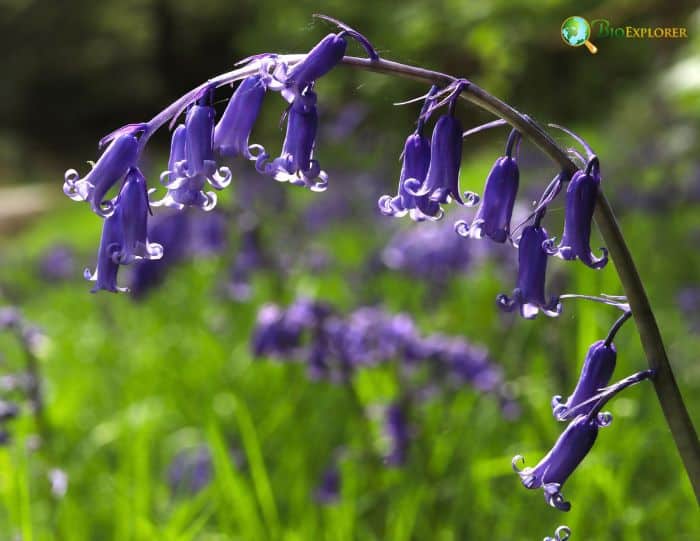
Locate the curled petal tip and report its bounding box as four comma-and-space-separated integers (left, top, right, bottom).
463, 191, 480, 206
511, 454, 526, 473
454, 220, 470, 237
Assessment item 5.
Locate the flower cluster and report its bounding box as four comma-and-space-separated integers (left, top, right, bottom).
0, 307, 46, 445
63, 16, 377, 293
251, 298, 517, 467
59, 15, 665, 537
513, 312, 653, 511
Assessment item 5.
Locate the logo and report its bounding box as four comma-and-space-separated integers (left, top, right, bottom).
561, 16, 598, 54
562, 16, 688, 54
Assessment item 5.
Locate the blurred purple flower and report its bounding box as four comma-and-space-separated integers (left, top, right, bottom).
384, 402, 410, 466
314, 462, 341, 504
168, 446, 212, 494
38, 245, 76, 282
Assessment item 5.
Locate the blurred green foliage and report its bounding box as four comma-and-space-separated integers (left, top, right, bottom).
0, 0, 699, 539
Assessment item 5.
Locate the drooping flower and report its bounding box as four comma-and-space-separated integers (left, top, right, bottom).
84, 208, 127, 293
213, 75, 268, 159
378, 86, 442, 221
115, 167, 163, 264
551, 340, 616, 421
456, 129, 520, 243
63, 132, 139, 217
257, 89, 328, 191
411, 113, 466, 205
282, 15, 378, 94
514, 368, 653, 511
158, 95, 232, 210
549, 158, 608, 269
497, 215, 561, 319
512, 414, 599, 511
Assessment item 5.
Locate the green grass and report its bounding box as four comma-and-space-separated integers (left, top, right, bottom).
0, 183, 698, 540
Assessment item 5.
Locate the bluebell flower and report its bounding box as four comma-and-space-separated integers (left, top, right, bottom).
497, 217, 561, 319
63, 132, 139, 217
158, 96, 232, 210
379, 86, 442, 221
551, 312, 632, 421
314, 462, 341, 504
551, 340, 616, 421
38, 245, 75, 282
84, 208, 127, 293
549, 158, 608, 269
514, 367, 653, 510
116, 167, 163, 264
282, 14, 378, 95
257, 90, 328, 192
512, 414, 599, 511
129, 211, 190, 299
213, 75, 268, 160
456, 129, 520, 243
168, 446, 212, 494
410, 113, 465, 205
384, 402, 410, 466
381, 209, 495, 284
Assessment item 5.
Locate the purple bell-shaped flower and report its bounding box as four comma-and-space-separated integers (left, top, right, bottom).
497, 212, 561, 319
513, 414, 599, 511
158, 93, 231, 211
456, 129, 520, 243
378, 86, 442, 221
63, 131, 139, 217
115, 167, 163, 264
549, 157, 608, 269
213, 75, 268, 160
258, 89, 328, 192
84, 207, 127, 293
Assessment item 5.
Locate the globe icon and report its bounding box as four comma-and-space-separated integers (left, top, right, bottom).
561, 16, 590, 47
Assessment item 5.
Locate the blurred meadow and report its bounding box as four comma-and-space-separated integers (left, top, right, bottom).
1, 0, 700, 539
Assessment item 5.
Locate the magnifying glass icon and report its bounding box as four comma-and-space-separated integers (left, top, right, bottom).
561, 16, 598, 54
